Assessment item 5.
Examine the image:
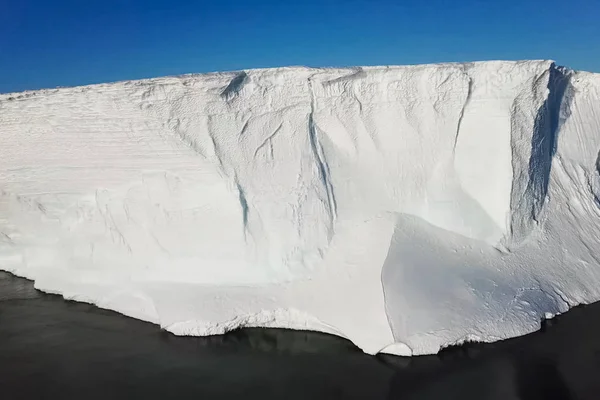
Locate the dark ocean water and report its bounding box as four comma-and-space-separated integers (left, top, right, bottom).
1, 271, 599, 400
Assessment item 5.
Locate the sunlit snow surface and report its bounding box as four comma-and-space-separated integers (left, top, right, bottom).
1, 60, 599, 355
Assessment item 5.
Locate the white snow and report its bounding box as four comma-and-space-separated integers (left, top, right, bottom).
1, 60, 599, 355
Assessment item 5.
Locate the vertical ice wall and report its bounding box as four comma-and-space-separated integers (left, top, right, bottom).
2, 60, 599, 355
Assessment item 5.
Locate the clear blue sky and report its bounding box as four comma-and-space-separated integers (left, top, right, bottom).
1, 0, 598, 93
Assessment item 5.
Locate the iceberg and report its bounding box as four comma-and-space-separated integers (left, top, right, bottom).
1, 60, 599, 355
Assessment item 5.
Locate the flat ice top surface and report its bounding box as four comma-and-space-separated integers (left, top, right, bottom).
1, 60, 600, 355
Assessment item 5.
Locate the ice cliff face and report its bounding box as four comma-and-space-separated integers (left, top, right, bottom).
1, 60, 600, 355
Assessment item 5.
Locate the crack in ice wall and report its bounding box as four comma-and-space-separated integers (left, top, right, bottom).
308, 78, 338, 235
452, 68, 473, 154
508, 64, 573, 246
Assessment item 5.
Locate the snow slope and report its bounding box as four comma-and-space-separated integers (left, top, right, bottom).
1, 60, 599, 355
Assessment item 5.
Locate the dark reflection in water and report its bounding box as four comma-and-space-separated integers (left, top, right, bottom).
1, 271, 599, 399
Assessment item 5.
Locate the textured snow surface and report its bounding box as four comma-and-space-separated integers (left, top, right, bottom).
1, 60, 600, 355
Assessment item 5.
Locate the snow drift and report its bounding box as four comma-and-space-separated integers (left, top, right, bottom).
1, 60, 600, 355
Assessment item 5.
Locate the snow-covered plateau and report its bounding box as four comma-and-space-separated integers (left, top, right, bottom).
1, 60, 600, 355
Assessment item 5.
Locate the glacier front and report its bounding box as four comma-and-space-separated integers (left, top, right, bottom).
1, 60, 600, 355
